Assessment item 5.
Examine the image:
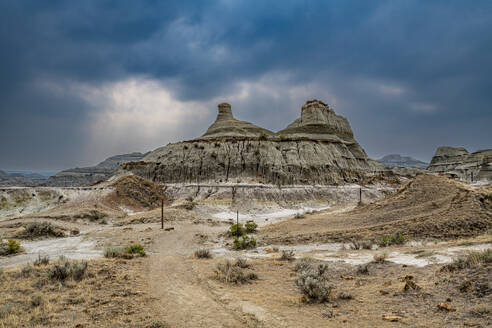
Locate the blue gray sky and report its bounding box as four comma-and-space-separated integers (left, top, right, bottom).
1, 0, 491, 171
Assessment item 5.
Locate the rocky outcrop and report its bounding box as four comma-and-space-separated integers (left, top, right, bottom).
44, 152, 148, 187
123, 100, 388, 185
377, 154, 428, 169
428, 146, 492, 182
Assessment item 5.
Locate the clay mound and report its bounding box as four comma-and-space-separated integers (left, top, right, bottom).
108, 175, 165, 210
260, 174, 492, 244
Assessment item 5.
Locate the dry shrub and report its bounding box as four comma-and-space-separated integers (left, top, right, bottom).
49, 259, 88, 281
279, 250, 295, 261
295, 262, 332, 303
194, 248, 212, 259
24, 222, 65, 238
214, 259, 256, 284
441, 249, 492, 272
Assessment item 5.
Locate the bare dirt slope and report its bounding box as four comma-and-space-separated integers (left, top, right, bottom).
260, 174, 492, 245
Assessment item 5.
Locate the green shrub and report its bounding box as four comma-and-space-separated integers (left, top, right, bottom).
211, 152, 217, 159
245, 220, 258, 233
233, 235, 257, 250
279, 134, 286, 141
7, 239, 21, 254
378, 233, 408, 247
258, 131, 268, 141
229, 223, 245, 237
126, 244, 146, 257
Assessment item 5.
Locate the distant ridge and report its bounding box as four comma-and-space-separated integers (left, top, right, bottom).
377, 154, 428, 169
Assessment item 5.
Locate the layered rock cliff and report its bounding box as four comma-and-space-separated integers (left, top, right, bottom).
428, 146, 492, 182
123, 100, 387, 185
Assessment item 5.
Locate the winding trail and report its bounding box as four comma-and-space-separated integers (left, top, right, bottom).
147, 223, 252, 327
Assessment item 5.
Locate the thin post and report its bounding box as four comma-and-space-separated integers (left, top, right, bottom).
161, 198, 164, 229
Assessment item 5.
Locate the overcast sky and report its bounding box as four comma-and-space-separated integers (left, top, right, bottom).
1, 0, 491, 171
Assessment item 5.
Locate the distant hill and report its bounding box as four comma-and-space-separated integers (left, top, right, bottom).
0, 170, 50, 186
377, 154, 428, 169
43, 152, 148, 187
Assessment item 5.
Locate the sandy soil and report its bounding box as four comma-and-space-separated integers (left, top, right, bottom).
1, 174, 491, 327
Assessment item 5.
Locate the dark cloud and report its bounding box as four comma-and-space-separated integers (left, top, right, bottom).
0, 0, 491, 170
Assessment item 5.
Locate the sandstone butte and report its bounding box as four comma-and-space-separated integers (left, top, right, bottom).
123, 100, 388, 185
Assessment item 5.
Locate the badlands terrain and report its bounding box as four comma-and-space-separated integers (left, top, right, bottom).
0, 101, 491, 328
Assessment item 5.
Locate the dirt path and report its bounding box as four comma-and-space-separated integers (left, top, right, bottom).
146, 223, 251, 327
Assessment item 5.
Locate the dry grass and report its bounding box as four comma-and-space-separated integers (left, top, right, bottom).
441, 249, 492, 271
214, 259, 257, 284
0, 258, 159, 327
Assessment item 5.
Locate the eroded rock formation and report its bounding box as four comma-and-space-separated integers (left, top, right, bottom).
428, 146, 492, 182
123, 100, 387, 185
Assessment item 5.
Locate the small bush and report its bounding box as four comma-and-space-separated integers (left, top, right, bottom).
49, 259, 88, 281
210, 152, 217, 159
7, 239, 21, 254
442, 249, 492, 272
233, 235, 257, 250
30, 294, 43, 307
194, 248, 212, 259
185, 195, 194, 202
87, 210, 108, 223
378, 233, 408, 247
373, 252, 388, 264
214, 260, 257, 284
24, 222, 65, 238
34, 254, 49, 266
294, 257, 315, 272
245, 220, 258, 233
279, 134, 286, 141
279, 250, 295, 261
234, 258, 249, 268
296, 263, 332, 303
126, 244, 146, 257
229, 223, 245, 237
294, 212, 305, 219
104, 247, 125, 258
356, 264, 369, 275
258, 131, 268, 141
21, 263, 33, 277
349, 240, 373, 250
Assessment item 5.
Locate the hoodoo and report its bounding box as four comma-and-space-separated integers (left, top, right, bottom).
123, 100, 386, 185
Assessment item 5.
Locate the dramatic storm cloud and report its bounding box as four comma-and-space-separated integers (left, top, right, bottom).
0, 0, 491, 170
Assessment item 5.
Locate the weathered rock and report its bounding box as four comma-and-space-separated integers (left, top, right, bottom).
44, 152, 148, 187
428, 146, 492, 182
123, 100, 388, 185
